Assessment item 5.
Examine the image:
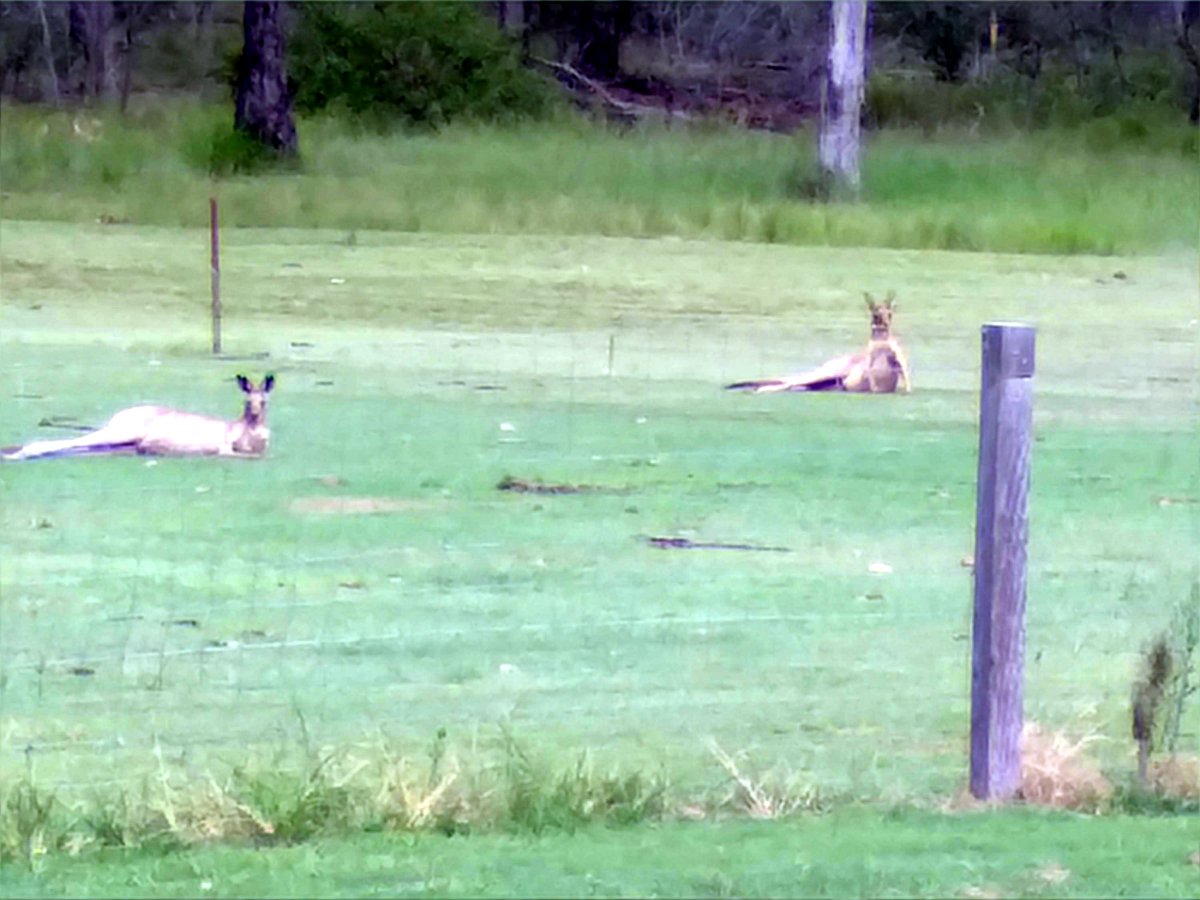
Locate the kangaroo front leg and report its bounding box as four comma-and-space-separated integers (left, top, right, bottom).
894, 346, 913, 393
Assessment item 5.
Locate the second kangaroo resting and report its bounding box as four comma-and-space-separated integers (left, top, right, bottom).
726, 293, 912, 394
3, 374, 274, 461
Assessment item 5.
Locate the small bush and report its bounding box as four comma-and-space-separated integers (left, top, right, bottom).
866, 65, 1193, 134
226, 752, 359, 844
182, 118, 294, 176
708, 741, 826, 819
288, 2, 559, 127
1019, 722, 1112, 813
1148, 755, 1200, 801
84, 786, 153, 849
0, 779, 61, 867
496, 728, 668, 834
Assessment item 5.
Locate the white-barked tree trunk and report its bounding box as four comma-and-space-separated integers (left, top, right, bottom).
819, 1, 869, 197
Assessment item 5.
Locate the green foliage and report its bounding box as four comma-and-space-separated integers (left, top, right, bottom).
1111, 779, 1200, 816
288, 2, 558, 127
496, 729, 668, 834
0, 780, 61, 867
1, 100, 1195, 254
1159, 585, 1200, 755
83, 788, 149, 849
227, 753, 358, 845
878, 2, 981, 82
867, 65, 1196, 134
186, 121, 288, 176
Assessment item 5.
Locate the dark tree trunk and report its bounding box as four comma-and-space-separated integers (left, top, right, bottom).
69, 1, 115, 99
1176, 1, 1200, 123
234, 0, 297, 156
574, 2, 632, 80
498, 0, 529, 58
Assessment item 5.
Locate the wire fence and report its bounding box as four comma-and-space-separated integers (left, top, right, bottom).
2, 327, 1196, 801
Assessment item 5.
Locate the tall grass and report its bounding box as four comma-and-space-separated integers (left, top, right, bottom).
1, 99, 1194, 254
0, 729, 676, 863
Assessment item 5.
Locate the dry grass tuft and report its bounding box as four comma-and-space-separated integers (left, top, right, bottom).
1149, 754, 1200, 800
1020, 722, 1111, 812
959, 885, 1004, 899
367, 746, 477, 832
1033, 861, 1072, 885
707, 741, 823, 819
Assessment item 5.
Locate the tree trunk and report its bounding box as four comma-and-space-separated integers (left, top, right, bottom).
36, 0, 61, 104
69, 1, 116, 100
498, 1, 529, 58
234, 0, 297, 156
574, 2, 632, 80
498, 1, 524, 35
1175, 1, 1200, 124
818, 0, 868, 198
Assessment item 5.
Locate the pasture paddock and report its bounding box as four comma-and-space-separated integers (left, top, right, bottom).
0, 220, 1196, 817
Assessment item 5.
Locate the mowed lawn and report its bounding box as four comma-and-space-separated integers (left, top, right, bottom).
5, 808, 1199, 899
0, 220, 1197, 893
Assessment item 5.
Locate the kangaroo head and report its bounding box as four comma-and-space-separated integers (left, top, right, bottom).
237, 374, 274, 425
864, 292, 896, 339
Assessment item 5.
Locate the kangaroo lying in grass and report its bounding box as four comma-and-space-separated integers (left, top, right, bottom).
726, 293, 912, 394
3, 375, 274, 461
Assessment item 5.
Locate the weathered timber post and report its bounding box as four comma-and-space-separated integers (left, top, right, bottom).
970, 322, 1036, 800
210, 196, 221, 355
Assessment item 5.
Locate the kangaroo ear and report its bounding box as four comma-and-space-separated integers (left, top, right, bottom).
885, 290, 896, 307
236, 374, 251, 392
263, 374, 275, 393
864, 292, 875, 308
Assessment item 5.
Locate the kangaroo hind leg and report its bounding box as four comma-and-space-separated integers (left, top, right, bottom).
3, 407, 155, 460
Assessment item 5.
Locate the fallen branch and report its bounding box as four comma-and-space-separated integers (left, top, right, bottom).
531, 56, 691, 123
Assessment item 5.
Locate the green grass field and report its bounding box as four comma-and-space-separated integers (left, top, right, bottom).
5, 808, 1199, 899
0, 115, 1197, 893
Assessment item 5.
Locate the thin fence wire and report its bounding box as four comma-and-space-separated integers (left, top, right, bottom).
2, 327, 1195, 802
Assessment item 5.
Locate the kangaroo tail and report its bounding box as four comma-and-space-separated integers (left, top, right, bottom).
725, 379, 784, 392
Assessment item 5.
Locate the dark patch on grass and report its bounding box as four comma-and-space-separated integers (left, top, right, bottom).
644, 536, 792, 553
497, 475, 626, 495
37, 416, 91, 431
438, 380, 507, 391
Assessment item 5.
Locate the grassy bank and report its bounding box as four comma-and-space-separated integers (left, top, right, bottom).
1, 100, 1195, 254
3, 807, 1198, 898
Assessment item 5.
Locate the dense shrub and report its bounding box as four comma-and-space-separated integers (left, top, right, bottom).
288, 2, 559, 127
866, 51, 1195, 134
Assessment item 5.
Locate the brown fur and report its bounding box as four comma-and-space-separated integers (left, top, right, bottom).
726, 293, 912, 394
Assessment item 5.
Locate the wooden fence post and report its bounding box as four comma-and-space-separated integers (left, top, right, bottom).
970, 322, 1036, 800
210, 196, 221, 355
